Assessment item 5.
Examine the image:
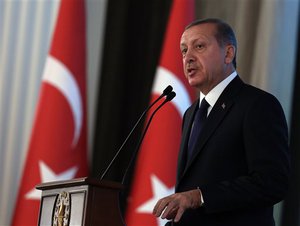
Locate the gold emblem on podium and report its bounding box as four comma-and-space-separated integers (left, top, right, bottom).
53, 191, 71, 226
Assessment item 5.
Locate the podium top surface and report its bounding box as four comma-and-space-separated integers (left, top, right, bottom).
36, 177, 124, 191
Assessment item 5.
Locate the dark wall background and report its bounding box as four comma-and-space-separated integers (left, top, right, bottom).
91, 0, 172, 212
281, 10, 300, 226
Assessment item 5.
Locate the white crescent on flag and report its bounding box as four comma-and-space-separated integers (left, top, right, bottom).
42, 55, 82, 146
153, 66, 191, 117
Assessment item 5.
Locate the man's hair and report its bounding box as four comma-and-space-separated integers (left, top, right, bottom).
185, 18, 237, 69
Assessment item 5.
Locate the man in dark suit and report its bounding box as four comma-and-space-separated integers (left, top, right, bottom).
152, 18, 290, 226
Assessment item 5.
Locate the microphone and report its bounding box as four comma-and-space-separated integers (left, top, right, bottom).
120, 91, 176, 184
100, 86, 174, 181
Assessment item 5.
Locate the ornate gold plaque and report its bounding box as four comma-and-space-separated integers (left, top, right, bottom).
52, 191, 71, 226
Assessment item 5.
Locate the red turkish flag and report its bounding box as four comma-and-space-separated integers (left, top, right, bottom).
12, 0, 88, 225
125, 0, 195, 225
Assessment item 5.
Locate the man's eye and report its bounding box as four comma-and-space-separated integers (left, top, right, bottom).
181, 49, 187, 54
196, 44, 204, 49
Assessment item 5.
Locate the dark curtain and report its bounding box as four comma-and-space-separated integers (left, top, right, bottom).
280, 7, 300, 226
91, 0, 172, 213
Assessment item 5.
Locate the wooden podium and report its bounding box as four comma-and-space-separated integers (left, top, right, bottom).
36, 177, 125, 226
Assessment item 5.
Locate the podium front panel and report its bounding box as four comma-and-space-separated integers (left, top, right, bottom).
38, 185, 88, 226
37, 178, 124, 226
69, 191, 86, 225
39, 195, 57, 225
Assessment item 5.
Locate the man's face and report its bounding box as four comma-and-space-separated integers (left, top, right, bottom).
180, 23, 234, 94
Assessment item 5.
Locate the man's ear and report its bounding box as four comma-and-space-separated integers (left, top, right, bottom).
224, 45, 235, 64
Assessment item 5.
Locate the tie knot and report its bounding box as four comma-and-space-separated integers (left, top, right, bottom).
199, 98, 209, 112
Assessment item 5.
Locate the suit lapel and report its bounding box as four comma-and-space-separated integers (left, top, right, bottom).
186, 98, 234, 168
176, 102, 198, 180
176, 76, 244, 187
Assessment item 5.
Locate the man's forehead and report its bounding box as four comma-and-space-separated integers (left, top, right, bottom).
180, 23, 216, 43
185, 23, 216, 35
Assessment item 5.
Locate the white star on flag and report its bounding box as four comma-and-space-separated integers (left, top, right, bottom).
25, 161, 78, 200
137, 174, 175, 226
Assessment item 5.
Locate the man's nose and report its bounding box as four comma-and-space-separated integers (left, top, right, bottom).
187, 58, 194, 63
185, 50, 195, 63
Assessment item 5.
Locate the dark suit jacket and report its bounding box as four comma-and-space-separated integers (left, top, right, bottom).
170, 76, 290, 226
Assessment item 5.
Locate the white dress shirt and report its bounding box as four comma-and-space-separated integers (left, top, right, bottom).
199, 71, 238, 116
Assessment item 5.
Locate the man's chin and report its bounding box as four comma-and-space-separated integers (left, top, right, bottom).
188, 79, 202, 90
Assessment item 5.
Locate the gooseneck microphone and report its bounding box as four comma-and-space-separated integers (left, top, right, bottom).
121, 91, 176, 184
100, 86, 175, 181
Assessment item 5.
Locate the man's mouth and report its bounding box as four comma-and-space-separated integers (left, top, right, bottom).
187, 68, 196, 76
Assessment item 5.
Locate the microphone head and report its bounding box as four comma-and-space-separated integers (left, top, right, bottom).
162, 85, 173, 96
166, 91, 176, 101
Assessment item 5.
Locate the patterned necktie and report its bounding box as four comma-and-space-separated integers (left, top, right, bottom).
187, 98, 210, 160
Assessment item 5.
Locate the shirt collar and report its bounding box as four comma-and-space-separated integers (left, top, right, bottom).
199, 71, 237, 108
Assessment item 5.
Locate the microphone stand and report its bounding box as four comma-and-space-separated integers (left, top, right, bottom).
121, 91, 176, 185
100, 86, 174, 181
